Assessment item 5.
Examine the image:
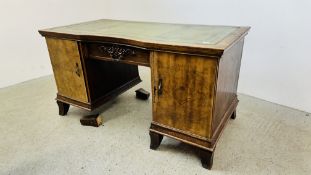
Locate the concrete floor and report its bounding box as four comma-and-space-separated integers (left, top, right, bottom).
0, 67, 310, 175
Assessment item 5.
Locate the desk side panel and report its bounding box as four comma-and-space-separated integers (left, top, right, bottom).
45, 38, 89, 103
212, 39, 245, 137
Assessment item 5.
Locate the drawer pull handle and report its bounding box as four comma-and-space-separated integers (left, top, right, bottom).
99, 45, 135, 61
158, 78, 163, 96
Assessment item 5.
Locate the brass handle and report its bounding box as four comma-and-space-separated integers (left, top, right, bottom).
75, 63, 81, 77
158, 78, 163, 96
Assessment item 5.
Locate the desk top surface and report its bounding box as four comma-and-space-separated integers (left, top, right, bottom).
39, 19, 249, 56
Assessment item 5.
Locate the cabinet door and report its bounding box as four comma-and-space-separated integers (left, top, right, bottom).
151, 52, 218, 139
46, 38, 88, 103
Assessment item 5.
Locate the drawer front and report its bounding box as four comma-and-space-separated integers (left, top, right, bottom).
86, 42, 150, 66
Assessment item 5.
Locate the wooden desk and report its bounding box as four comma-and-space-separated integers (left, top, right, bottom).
39, 19, 249, 169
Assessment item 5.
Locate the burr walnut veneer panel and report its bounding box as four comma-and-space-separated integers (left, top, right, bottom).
46, 38, 88, 103
151, 52, 218, 140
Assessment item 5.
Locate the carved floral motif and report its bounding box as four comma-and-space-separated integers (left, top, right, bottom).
99, 45, 135, 61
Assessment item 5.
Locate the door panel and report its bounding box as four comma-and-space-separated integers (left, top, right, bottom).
151, 52, 218, 139
46, 38, 88, 103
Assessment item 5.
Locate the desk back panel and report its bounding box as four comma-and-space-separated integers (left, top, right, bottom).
83, 59, 141, 103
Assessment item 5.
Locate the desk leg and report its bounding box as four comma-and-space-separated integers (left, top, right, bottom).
149, 131, 163, 150
199, 148, 214, 170
57, 101, 70, 116
230, 110, 236, 120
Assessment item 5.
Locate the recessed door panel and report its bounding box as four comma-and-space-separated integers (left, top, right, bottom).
46, 38, 88, 103
151, 52, 217, 139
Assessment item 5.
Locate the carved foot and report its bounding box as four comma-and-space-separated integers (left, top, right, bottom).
149, 131, 163, 150
57, 101, 70, 116
230, 110, 236, 120
199, 148, 214, 170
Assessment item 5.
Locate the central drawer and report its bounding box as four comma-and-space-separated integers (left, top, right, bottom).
85, 42, 150, 67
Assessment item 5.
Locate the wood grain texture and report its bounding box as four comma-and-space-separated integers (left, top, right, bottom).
46, 38, 88, 103
212, 39, 245, 135
39, 19, 250, 57
151, 51, 218, 139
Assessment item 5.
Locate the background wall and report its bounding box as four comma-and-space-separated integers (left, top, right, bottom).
0, 0, 109, 88
0, 0, 310, 113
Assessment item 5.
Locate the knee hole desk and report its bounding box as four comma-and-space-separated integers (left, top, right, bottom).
39, 19, 249, 169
